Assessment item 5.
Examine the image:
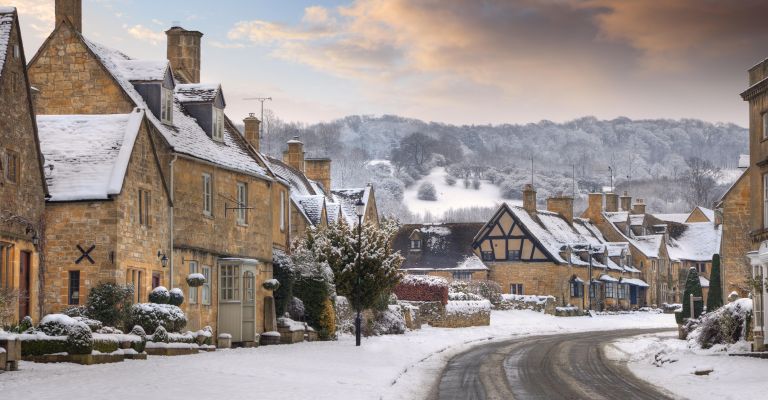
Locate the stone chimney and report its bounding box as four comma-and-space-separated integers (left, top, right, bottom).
166, 26, 203, 83
547, 195, 574, 224
243, 113, 260, 152
305, 158, 332, 194
283, 137, 305, 172
582, 192, 603, 221
631, 198, 646, 215
605, 192, 619, 212
522, 184, 537, 213
620, 191, 632, 212
56, 0, 82, 32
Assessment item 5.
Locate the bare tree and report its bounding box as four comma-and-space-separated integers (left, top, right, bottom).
683, 157, 722, 208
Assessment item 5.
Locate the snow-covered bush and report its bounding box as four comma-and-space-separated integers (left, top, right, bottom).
130, 325, 147, 339
288, 296, 305, 321
449, 291, 483, 301
417, 182, 437, 201
18, 315, 33, 333
152, 326, 169, 343
687, 298, 752, 349
273, 249, 295, 317
262, 279, 280, 291
96, 326, 123, 334
334, 296, 354, 334
444, 175, 457, 186
148, 286, 170, 304
127, 303, 187, 333
445, 300, 491, 316
394, 275, 449, 305
371, 305, 406, 335
168, 288, 184, 306
186, 273, 206, 287
61, 305, 86, 318
449, 280, 502, 306
194, 326, 213, 345
85, 282, 133, 329
66, 321, 93, 355
73, 316, 103, 332
39, 314, 77, 336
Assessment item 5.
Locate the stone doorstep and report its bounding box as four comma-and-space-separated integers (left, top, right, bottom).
25, 353, 125, 365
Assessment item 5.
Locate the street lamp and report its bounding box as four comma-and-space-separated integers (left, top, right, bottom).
354, 198, 365, 347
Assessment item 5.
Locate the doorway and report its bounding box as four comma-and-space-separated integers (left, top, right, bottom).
18, 251, 30, 319
217, 258, 259, 343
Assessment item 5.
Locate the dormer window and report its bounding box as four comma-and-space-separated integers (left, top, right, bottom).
410, 239, 421, 250
160, 87, 173, 124
212, 107, 224, 141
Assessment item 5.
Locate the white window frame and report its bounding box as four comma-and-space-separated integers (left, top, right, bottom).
236, 182, 248, 225
220, 265, 240, 302
188, 261, 198, 304
202, 265, 211, 305
160, 87, 173, 124
212, 107, 224, 141
202, 173, 212, 216
410, 240, 421, 250
510, 283, 523, 295
452, 271, 472, 281
763, 112, 768, 140
280, 190, 286, 231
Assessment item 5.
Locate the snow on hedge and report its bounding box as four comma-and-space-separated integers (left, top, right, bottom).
445, 300, 491, 316
502, 294, 554, 305
687, 298, 752, 349
400, 274, 448, 288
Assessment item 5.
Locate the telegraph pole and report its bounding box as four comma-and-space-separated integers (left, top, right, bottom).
243, 97, 272, 152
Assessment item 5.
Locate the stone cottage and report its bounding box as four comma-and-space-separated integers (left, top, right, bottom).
0, 7, 49, 324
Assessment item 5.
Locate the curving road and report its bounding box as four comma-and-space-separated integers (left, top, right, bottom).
434, 329, 676, 400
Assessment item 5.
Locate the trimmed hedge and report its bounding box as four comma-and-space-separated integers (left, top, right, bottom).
127, 303, 187, 333
93, 338, 119, 353
394, 275, 449, 305
20, 336, 68, 356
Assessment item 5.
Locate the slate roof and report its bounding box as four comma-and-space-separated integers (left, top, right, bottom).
37, 111, 144, 201
175, 83, 221, 103
114, 60, 169, 82
394, 223, 485, 270
667, 222, 722, 262
295, 195, 325, 226
0, 7, 13, 78
332, 186, 373, 225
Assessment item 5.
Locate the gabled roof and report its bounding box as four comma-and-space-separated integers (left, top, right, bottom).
393, 223, 485, 270
114, 60, 170, 82
717, 167, 750, 205
295, 195, 325, 226
630, 235, 664, 258
332, 186, 373, 225
653, 213, 689, 224
667, 222, 721, 262
38, 110, 144, 201
687, 206, 715, 223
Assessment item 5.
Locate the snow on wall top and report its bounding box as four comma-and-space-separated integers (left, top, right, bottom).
81, 37, 267, 179
38, 111, 144, 201
114, 60, 168, 81
667, 222, 721, 262
175, 83, 220, 103
0, 8, 14, 79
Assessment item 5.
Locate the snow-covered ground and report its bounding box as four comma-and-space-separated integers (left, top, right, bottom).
404, 167, 517, 219
3, 310, 674, 400
607, 332, 768, 400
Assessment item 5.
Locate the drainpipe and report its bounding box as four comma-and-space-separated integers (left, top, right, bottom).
169, 154, 177, 288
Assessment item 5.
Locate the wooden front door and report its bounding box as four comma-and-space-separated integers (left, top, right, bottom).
18, 251, 30, 319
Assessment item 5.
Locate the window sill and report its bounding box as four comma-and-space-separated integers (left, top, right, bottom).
203, 214, 214, 220
237, 223, 248, 228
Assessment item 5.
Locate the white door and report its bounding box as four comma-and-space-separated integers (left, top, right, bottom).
218, 264, 242, 341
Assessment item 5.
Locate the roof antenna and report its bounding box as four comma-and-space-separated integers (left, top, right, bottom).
530, 156, 534, 186
572, 164, 575, 198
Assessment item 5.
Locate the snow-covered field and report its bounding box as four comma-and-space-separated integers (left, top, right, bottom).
607, 332, 768, 400
403, 167, 517, 219
3, 310, 674, 400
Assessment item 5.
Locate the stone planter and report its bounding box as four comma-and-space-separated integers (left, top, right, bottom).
278, 326, 305, 344
305, 330, 318, 342
0, 337, 21, 371
217, 334, 232, 349
145, 347, 199, 356
259, 332, 281, 346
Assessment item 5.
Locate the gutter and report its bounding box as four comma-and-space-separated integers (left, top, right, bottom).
169, 154, 177, 288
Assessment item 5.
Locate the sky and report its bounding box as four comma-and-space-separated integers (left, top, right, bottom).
11, 0, 768, 127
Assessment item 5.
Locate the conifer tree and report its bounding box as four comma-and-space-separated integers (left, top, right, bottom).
681, 267, 704, 320
706, 254, 723, 312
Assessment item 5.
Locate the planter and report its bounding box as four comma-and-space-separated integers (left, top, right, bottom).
217, 334, 232, 349
259, 331, 281, 346
0, 337, 21, 371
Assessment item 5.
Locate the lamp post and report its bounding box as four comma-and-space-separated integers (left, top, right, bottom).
587, 244, 593, 311
354, 199, 365, 347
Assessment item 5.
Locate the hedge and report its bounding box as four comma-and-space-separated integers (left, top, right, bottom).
394, 275, 449, 305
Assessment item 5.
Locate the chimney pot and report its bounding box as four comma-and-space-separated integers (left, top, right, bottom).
283, 137, 305, 172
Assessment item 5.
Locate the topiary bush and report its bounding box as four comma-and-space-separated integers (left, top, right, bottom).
707, 254, 724, 312
186, 273, 206, 288
20, 336, 68, 356
316, 298, 336, 340
152, 326, 169, 343
18, 315, 33, 333
127, 303, 187, 333
66, 322, 94, 355
39, 314, 75, 336
148, 286, 170, 304
86, 282, 134, 329
130, 325, 147, 340
168, 288, 184, 307
288, 297, 305, 321
262, 279, 280, 291
61, 305, 86, 318
74, 316, 103, 332
92, 337, 119, 353
681, 267, 704, 323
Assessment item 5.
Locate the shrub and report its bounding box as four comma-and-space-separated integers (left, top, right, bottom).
444, 175, 457, 186
186, 273, 206, 288
294, 276, 330, 333
20, 336, 68, 356
130, 325, 147, 339
18, 315, 33, 332
148, 286, 170, 304
417, 182, 437, 201
371, 305, 406, 335
66, 322, 93, 355
288, 297, 305, 321
62, 305, 86, 318
707, 254, 724, 312
316, 298, 336, 340
73, 316, 103, 332
152, 326, 169, 343
168, 288, 184, 307
273, 250, 295, 316
85, 282, 133, 329
127, 303, 187, 333
687, 298, 752, 349
262, 279, 280, 291
394, 275, 449, 305
39, 314, 76, 336
92, 338, 119, 353
450, 280, 503, 306
681, 267, 704, 323
0, 287, 18, 327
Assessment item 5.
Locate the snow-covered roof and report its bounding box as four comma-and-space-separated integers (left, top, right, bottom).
691, 206, 715, 222
667, 222, 721, 262
629, 214, 645, 226
604, 211, 628, 223
38, 110, 144, 201
629, 235, 663, 258
699, 276, 710, 288
326, 201, 341, 224
454, 255, 489, 271
739, 154, 750, 169
175, 83, 221, 103
295, 195, 325, 226
621, 278, 649, 287
395, 223, 484, 270
81, 37, 268, 180
332, 186, 373, 225
114, 60, 169, 82
599, 274, 619, 282
0, 7, 14, 79
653, 213, 689, 224
266, 156, 318, 197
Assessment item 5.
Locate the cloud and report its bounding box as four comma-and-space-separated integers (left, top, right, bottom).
12, 0, 54, 37
125, 24, 165, 46
209, 40, 246, 49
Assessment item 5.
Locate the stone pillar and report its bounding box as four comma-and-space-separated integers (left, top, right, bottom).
620, 191, 632, 212
282, 137, 305, 172
56, 0, 82, 32
264, 296, 277, 332
522, 184, 537, 213
605, 192, 619, 212
547, 195, 574, 224
165, 26, 203, 83
243, 113, 260, 152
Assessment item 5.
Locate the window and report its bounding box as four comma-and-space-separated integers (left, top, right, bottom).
453, 271, 472, 281
13, 44, 19, 59
68, 271, 80, 305
151, 271, 161, 289
605, 282, 615, 298
202, 265, 211, 305
510, 283, 523, 295
570, 280, 584, 297
129, 269, 143, 303
481, 251, 494, 261
697, 263, 707, 274
589, 282, 598, 298
212, 107, 224, 141
138, 189, 151, 227
618, 283, 627, 299
202, 173, 212, 216
4, 150, 19, 183
410, 240, 421, 250
244, 271, 255, 303
220, 265, 240, 301
160, 87, 173, 124
280, 190, 286, 231
10, 72, 18, 94
189, 261, 198, 304
236, 182, 248, 225
763, 112, 768, 139
508, 250, 522, 260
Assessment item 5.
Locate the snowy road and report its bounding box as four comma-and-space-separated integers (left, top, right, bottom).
435, 329, 676, 400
